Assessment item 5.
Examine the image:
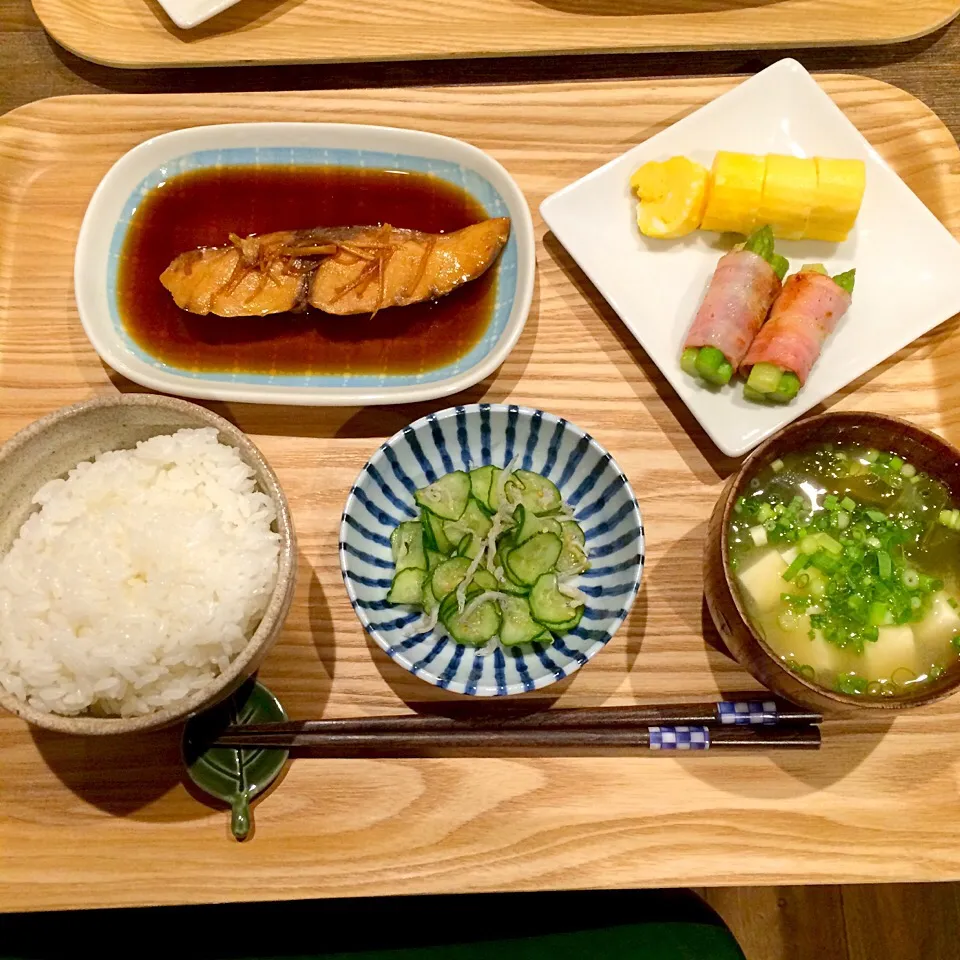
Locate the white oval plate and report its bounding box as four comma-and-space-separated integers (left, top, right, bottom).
75, 123, 534, 407
541, 59, 960, 458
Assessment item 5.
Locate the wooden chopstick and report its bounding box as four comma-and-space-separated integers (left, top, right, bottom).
218, 698, 821, 741
213, 724, 821, 752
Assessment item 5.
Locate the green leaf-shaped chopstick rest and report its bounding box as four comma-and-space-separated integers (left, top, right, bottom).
182, 678, 288, 841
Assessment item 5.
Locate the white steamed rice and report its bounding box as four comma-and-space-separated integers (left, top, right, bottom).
0, 427, 281, 718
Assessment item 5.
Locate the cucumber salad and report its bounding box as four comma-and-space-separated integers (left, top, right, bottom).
387, 464, 591, 647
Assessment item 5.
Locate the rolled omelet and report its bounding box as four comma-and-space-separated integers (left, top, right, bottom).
700, 151, 766, 234
759, 155, 818, 240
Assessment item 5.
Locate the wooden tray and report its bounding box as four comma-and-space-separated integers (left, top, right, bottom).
31, 0, 960, 69
3, 76, 960, 913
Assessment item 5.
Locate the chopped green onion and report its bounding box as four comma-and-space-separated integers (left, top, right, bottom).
812, 552, 840, 574
817, 532, 843, 556
864, 449, 880, 463
866, 510, 887, 523
840, 496, 856, 512
889, 456, 904, 472
835, 510, 851, 531
902, 569, 920, 589
952, 635, 960, 652
868, 601, 891, 627
939, 509, 960, 530
757, 503, 775, 523
772, 459, 785, 473
800, 535, 820, 556
783, 553, 812, 582
901, 463, 916, 478
823, 494, 839, 511
877, 550, 893, 580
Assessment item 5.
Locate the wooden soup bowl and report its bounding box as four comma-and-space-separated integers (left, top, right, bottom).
704, 411, 960, 715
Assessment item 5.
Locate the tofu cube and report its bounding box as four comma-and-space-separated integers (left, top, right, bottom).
912, 592, 960, 647
862, 625, 918, 682
737, 550, 788, 613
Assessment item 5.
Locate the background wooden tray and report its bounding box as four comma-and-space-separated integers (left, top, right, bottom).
31, 0, 960, 69
2, 76, 960, 913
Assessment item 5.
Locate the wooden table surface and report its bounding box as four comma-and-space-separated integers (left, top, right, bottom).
5, 0, 960, 917
4, 0, 960, 138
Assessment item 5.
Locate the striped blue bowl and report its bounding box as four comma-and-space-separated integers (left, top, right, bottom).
339, 404, 645, 696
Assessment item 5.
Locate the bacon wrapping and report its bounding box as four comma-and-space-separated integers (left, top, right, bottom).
741, 266, 855, 403
681, 226, 787, 386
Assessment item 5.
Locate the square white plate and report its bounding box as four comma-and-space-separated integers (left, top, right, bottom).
540, 58, 960, 458
157, 0, 241, 29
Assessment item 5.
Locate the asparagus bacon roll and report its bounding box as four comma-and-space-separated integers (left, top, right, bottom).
681, 226, 788, 386
741, 265, 855, 403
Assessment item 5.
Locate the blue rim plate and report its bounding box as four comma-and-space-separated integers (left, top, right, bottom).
74, 123, 535, 407
339, 404, 645, 696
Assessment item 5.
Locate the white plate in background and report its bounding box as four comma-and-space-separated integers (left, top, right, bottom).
156, 0, 241, 29
541, 58, 960, 457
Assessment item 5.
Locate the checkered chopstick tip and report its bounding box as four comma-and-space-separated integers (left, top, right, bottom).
716, 700, 778, 726
648, 725, 710, 751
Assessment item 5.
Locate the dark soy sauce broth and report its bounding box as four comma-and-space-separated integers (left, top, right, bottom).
117, 166, 499, 376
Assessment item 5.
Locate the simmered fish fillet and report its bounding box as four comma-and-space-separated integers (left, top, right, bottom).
159, 244, 312, 317
159, 218, 511, 318
308, 219, 510, 315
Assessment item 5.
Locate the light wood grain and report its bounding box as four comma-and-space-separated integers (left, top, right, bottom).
2, 76, 960, 913
28, 0, 960, 69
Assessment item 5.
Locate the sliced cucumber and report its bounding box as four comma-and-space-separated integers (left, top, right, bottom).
561, 520, 585, 547
469, 466, 496, 511
537, 606, 584, 635
431, 556, 473, 602
423, 510, 452, 555
455, 533, 481, 559
505, 532, 562, 586
498, 595, 545, 646
415, 471, 470, 521
426, 548, 445, 572
387, 568, 426, 605
440, 591, 501, 646
442, 499, 493, 557
529, 628, 554, 645
505, 469, 562, 516
517, 507, 562, 545
486, 467, 505, 510
472, 569, 499, 592
529, 573, 584, 626
391, 521, 426, 573
557, 520, 590, 576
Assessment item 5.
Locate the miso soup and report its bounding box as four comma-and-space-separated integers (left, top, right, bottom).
728, 444, 960, 697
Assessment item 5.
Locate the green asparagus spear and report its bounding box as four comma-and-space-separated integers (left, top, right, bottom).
681, 346, 733, 386
740, 225, 790, 280
743, 362, 800, 404
832, 269, 856, 294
